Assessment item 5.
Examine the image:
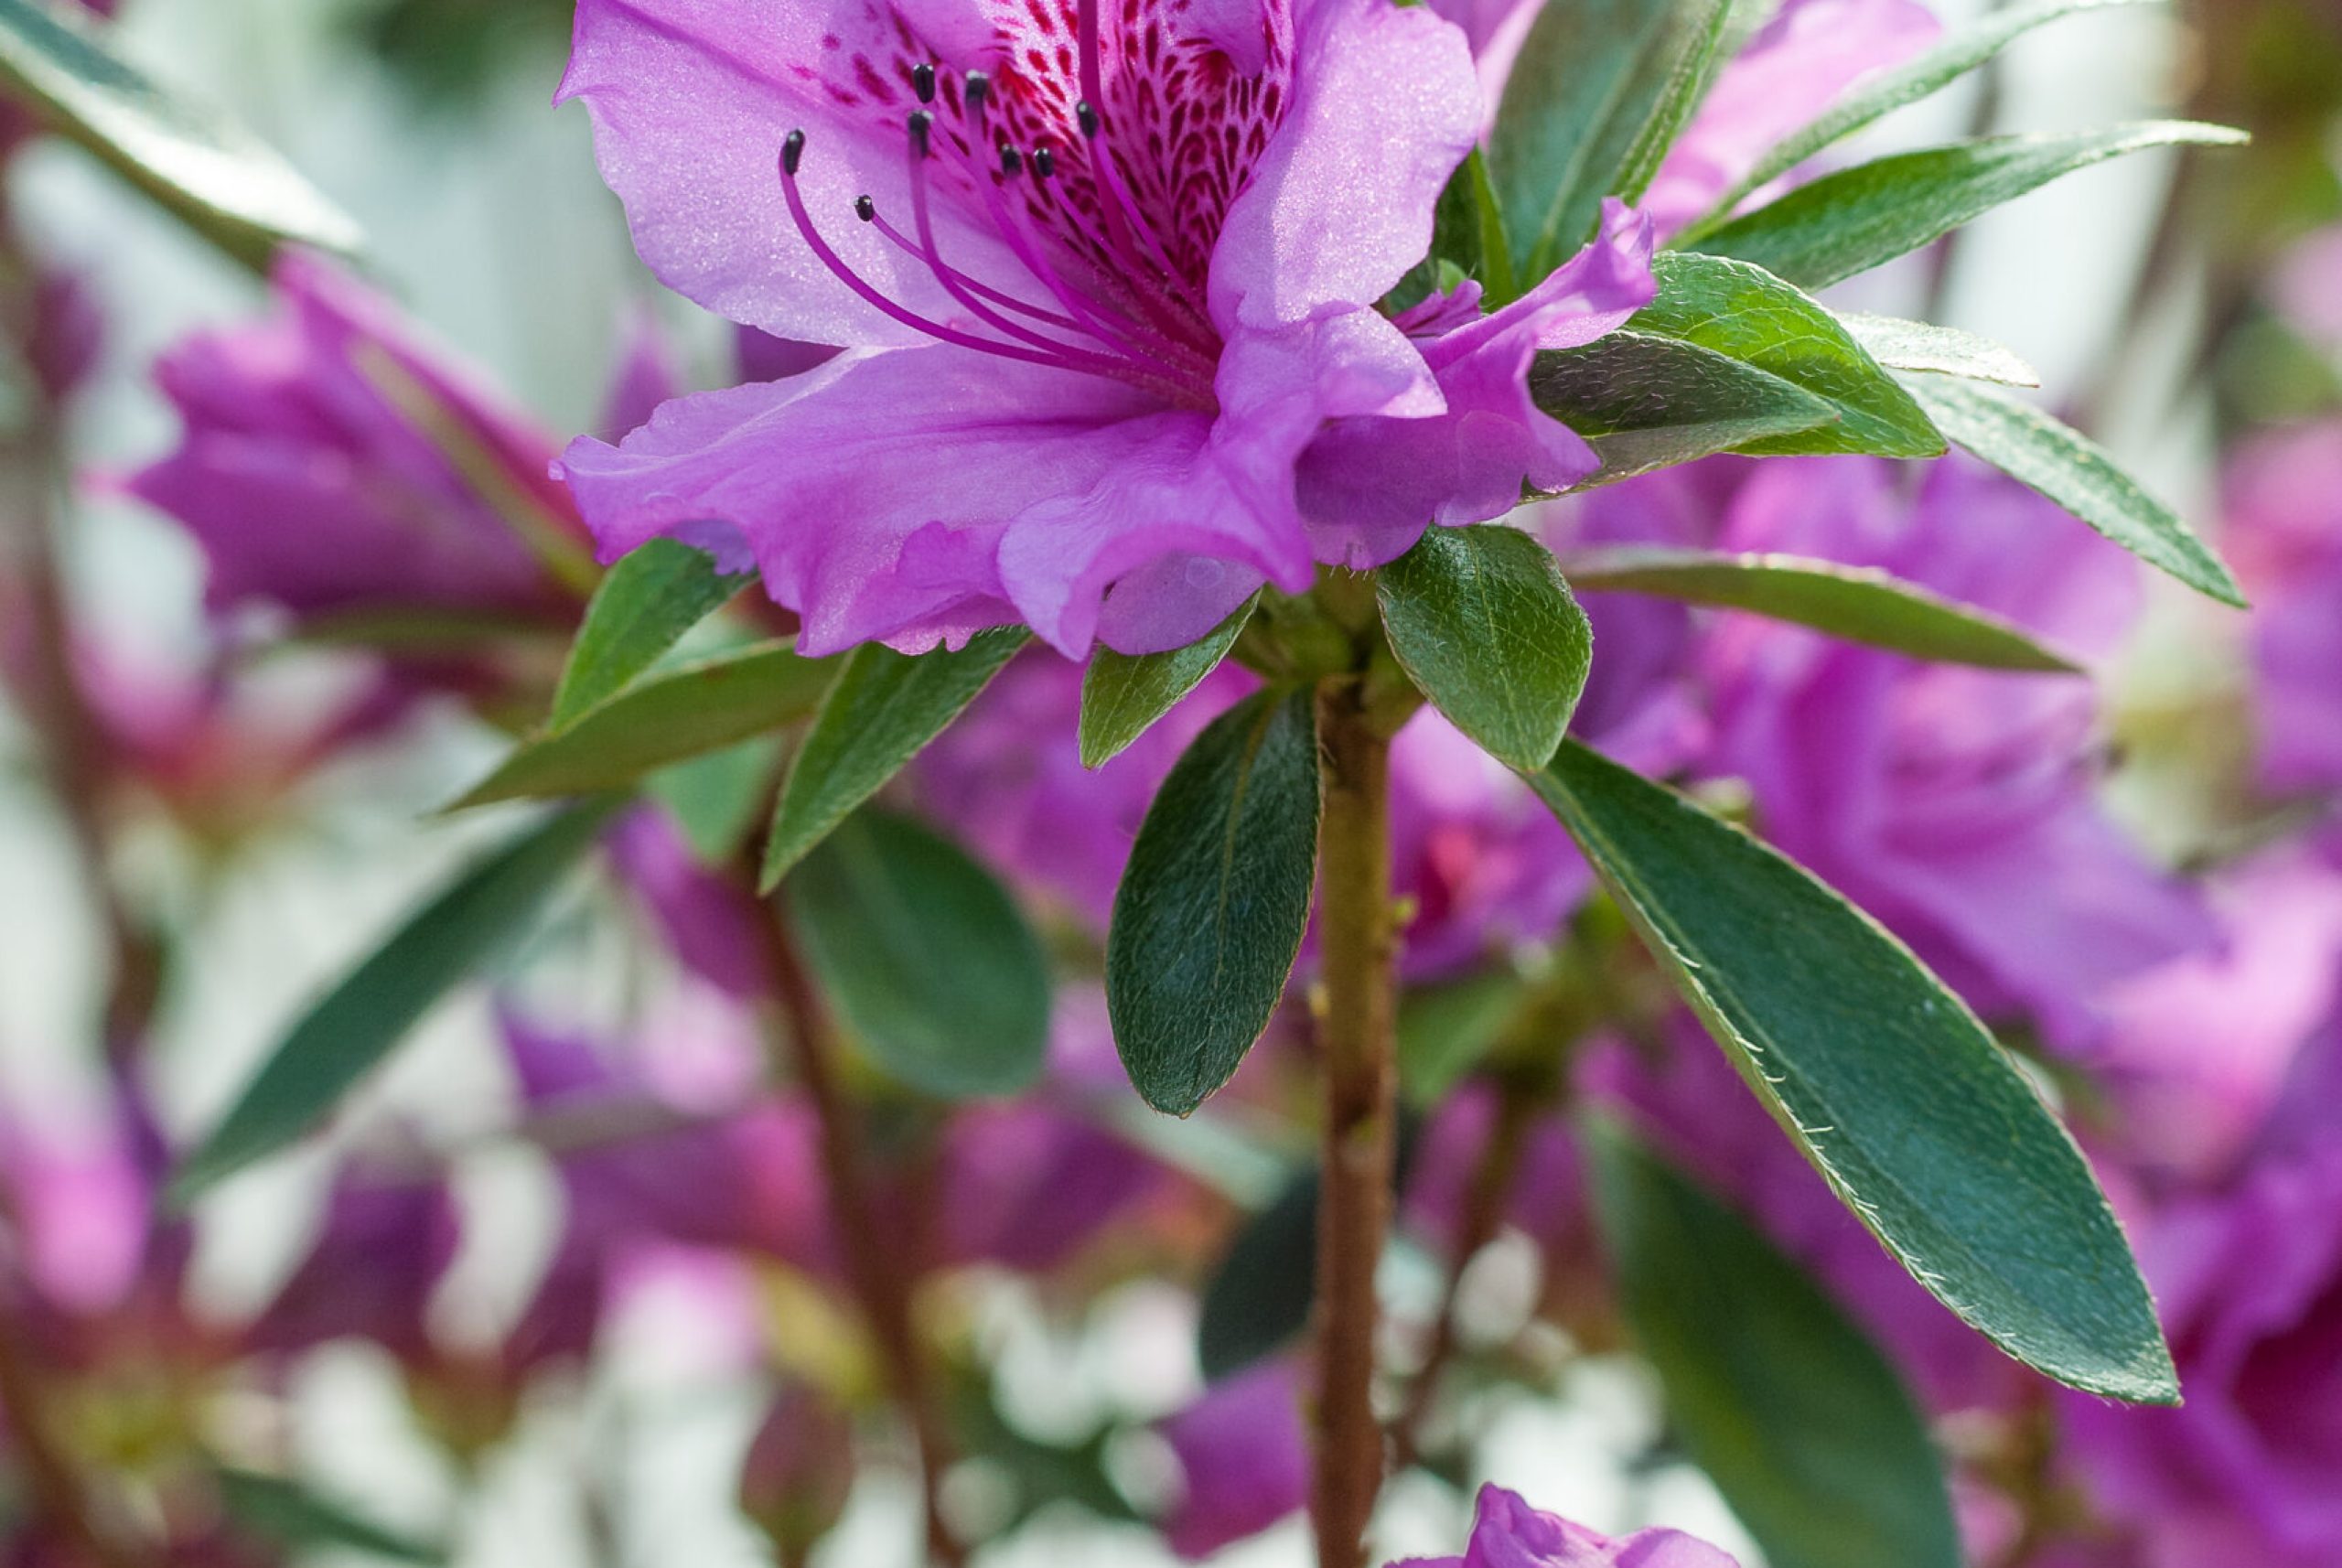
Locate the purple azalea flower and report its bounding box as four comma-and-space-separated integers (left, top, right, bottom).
2222, 422, 2342, 798
1156, 1359, 1311, 1558
553, 0, 1654, 658
1681, 456, 2211, 1047
127, 252, 586, 633
604, 805, 773, 999
1392, 1483, 1743, 1567
1400, 1079, 1585, 1259
243, 1166, 461, 1364
2062, 1097, 2342, 1568
2091, 850, 2342, 1185
934, 1100, 1162, 1272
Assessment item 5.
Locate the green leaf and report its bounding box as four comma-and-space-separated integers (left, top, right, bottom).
1562, 546, 2080, 671
214, 1467, 444, 1563
1839, 312, 2039, 386
1690, 123, 2250, 290
171, 802, 618, 1202
551, 540, 751, 726
1108, 687, 1320, 1116
1377, 526, 1593, 770
1586, 1122, 1962, 1568
1198, 1165, 1320, 1380
1394, 149, 1516, 309
1529, 742, 2175, 1402
645, 736, 784, 865
454, 641, 838, 809
1622, 252, 1944, 458
1398, 970, 1530, 1109
1900, 375, 2246, 607
760, 628, 1028, 888
0, 0, 361, 271
1490, 0, 1729, 277
1529, 335, 1839, 487
1079, 596, 1257, 770
790, 811, 1050, 1099
1674, 0, 2162, 245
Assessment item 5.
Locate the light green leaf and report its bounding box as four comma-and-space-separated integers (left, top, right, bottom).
1530, 334, 1840, 487
1690, 123, 2249, 289
1563, 546, 2080, 671
1587, 1122, 1963, 1568
551, 539, 751, 726
214, 1468, 443, 1563
1674, 0, 2163, 245
1079, 596, 1257, 769
1531, 742, 2175, 1402
171, 801, 619, 1202
1624, 252, 1945, 457
1377, 525, 1593, 770
1490, 0, 1729, 278
1900, 374, 2245, 607
760, 628, 1028, 888
0, 0, 361, 271
1840, 312, 2039, 386
454, 641, 837, 809
1108, 687, 1319, 1116
790, 811, 1050, 1099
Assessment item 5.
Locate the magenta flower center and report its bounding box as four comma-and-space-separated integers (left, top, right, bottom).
777, 0, 1295, 406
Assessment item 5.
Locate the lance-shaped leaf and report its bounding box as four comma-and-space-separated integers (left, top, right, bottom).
1563, 546, 2080, 671
1109, 686, 1320, 1116
1079, 596, 1257, 769
1673, 0, 2160, 244
1530, 742, 2176, 1402
551, 539, 752, 725
1198, 1165, 1320, 1380
1531, 336, 1839, 487
1490, 0, 1728, 278
761, 628, 1029, 888
454, 641, 837, 809
171, 801, 619, 1202
0, 0, 361, 271
790, 811, 1050, 1099
214, 1468, 444, 1563
1902, 375, 2245, 607
1377, 525, 1593, 770
1840, 312, 2039, 386
1619, 252, 1944, 457
1690, 123, 2249, 290
1587, 1122, 1963, 1568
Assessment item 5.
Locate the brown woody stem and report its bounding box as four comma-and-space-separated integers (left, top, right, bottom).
1310, 677, 1400, 1568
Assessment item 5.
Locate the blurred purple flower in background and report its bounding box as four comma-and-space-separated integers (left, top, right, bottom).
1157, 1359, 1311, 1559
1392, 1483, 1744, 1567
2223, 421, 2342, 799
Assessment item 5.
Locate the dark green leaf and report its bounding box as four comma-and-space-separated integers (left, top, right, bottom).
1562, 546, 2080, 671
1490, 0, 1728, 277
1625, 252, 1944, 458
1377, 526, 1593, 770
1674, 0, 2161, 244
789, 811, 1050, 1100
1586, 1122, 1962, 1568
1079, 596, 1256, 769
1530, 742, 2175, 1402
551, 539, 751, 726
761, 629, 1028, 888
1691, 123, 2249, 290
214, 1468, 444, 1563
1530, 335, 1839, 487
1900, 375, 2245, 607
1108, 687, 1320, 1116
171, 802, 619, 1202
1198, 1165, 1320, 1380
0, 0, 361, 271
454, 641, 837, 809
1840, 312, 2039, 386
